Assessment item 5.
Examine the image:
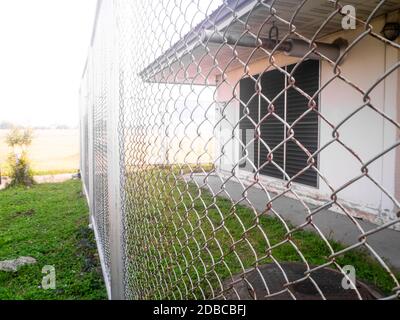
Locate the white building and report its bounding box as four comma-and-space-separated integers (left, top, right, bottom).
141, 0, 400, 229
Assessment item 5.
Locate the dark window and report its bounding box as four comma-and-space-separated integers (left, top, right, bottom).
239, 60, 319, 187
239, 76, 259, 170
286, 60, 319, 187
259, 69, 285, 179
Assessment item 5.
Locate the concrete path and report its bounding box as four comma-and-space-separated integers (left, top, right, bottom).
0, 178, 8, 190
186, 174, 400, 271
33, 173, 74, 184
0, 173, 74, 189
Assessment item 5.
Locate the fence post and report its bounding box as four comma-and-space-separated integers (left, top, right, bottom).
106, 0, 125, 300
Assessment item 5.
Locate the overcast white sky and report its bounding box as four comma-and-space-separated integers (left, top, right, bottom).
0, 0, 97, 127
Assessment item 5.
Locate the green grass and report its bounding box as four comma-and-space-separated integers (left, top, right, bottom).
0, 180, 107, 300
124, 167, 399, 299
2, 167, 396, 300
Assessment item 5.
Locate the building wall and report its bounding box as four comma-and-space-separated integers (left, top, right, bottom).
215, 14, 399, 227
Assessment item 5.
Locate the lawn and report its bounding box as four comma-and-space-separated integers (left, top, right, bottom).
124, 167, 399, 299
0, 180, 106, 300
1, 167, 397, 300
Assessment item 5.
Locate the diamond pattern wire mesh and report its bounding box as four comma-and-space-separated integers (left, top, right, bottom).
80, 78, 90, 196
81, 0, 400, 300
90, 5, 113, 285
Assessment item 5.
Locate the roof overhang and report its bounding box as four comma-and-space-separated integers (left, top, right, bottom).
139, 0, 400, 85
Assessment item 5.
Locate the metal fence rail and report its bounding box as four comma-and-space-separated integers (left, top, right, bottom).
80, 0, 400, 300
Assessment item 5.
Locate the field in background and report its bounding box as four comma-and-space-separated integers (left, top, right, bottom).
0, 129, 79, 175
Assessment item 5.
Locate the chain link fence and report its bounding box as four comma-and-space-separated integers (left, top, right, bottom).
80, 0, 400, 300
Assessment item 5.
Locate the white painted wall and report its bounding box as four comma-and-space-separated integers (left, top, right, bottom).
319, 15, 399, 223
216, 100, 240, 173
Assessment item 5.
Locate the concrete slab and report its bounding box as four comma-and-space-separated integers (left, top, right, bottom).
186, 174, 400, 271
0, 177, 10, 190
0, 174, 74, 189
34, 174, 73, 184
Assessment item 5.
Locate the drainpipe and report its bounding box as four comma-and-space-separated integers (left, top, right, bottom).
201, 30, 347, 62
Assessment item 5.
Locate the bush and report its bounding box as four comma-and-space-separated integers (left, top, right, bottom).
7, 152, 35, 187
4, 128, 35, 187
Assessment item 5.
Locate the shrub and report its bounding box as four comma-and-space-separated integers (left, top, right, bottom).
5, 128, 35, 187
7, 152, 35, 187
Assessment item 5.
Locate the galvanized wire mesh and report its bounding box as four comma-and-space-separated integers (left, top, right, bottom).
79, 76, 90, 197
82, 3, 114, 287
81, 0, 400, 300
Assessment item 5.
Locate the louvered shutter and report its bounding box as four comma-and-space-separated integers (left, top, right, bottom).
259, 69, 285, 179
286, 60, 319, 187
239, 60, 319, 187
239, 76, 259, 171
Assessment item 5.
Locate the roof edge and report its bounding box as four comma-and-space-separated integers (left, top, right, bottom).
139, 0, 258, 78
